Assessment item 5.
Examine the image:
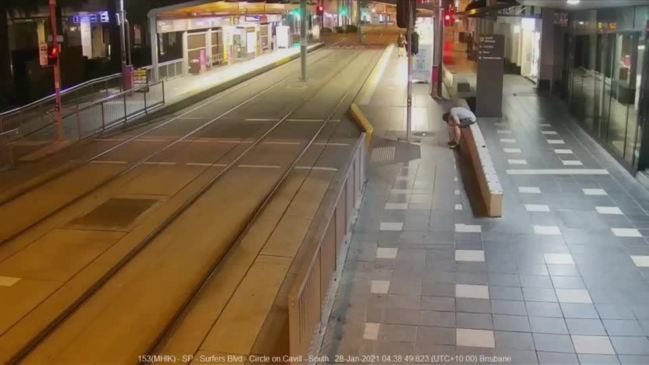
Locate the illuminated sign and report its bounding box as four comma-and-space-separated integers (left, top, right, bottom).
71, 11, 110, 24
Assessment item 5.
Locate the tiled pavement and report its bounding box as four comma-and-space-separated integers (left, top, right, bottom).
319, 52, 649, 364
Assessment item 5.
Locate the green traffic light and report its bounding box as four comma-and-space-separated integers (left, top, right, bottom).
339, 7, 348, 16
290, 8, 302, 18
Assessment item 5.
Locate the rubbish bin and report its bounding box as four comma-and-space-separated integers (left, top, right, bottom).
122, 65, 134, 91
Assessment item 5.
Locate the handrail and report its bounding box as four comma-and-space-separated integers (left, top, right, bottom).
0, 128, 19, 138
142, 58, 183, 70
71, 80, 164, 115
1, 58, 182, 118
0, 72, 122, 117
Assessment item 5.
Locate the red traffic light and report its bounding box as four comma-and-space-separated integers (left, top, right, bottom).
442, 8, 455, 26
47, 43, 60, 66
316, 5, 324, 15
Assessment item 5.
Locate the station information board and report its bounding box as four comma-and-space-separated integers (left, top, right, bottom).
476, 34, 504, 118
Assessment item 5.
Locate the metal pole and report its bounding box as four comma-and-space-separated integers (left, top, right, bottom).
357, 0, 362, 44
49, 0, 64, 141
406, 0, 413, 141
125, 19, 132, 65
435, 0, 444, 96
149, 12, 159, 81
119, 0, 127, 66
300, 0, 307, 81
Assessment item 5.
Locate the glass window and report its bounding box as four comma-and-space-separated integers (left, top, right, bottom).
627, 32, 646, 167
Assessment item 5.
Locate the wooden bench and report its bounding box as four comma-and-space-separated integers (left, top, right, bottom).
451, 98, 502, 217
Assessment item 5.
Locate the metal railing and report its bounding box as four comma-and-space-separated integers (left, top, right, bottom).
1, 80, 165, 165
0, 72, 124, 134
145, 59, 184, 81
0, 58, 183, 137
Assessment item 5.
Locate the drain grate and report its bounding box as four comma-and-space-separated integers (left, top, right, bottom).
69, 198, 158, 229
371, 146, 396, 162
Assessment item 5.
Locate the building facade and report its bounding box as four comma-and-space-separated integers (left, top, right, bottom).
565, 5, 649, 172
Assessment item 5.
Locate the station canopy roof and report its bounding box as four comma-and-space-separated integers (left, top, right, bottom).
152, 0, 302, 18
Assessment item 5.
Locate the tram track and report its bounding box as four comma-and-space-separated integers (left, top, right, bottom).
4, 49, 377, 364
0, 48, 340, 245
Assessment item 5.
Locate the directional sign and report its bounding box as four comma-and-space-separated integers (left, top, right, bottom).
478, 35, 504, 61
476, 34, 504, 118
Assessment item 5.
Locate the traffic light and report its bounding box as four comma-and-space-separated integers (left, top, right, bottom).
47, 43, 60, 66
339, 6, 348, 16
396, 0, 415, 29
316, 4, 324, 15
443, 8, 455, 27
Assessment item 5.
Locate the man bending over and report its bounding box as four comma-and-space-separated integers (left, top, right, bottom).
442, 106, 476, 149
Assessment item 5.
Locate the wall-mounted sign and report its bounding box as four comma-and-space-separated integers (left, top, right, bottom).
71, 11, 110, 24
39, 42, 48, 67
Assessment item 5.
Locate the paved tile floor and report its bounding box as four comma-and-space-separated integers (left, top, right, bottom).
320, 50, 649, 365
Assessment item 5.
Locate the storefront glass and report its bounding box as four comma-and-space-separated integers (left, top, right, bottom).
567, 6, 648, 172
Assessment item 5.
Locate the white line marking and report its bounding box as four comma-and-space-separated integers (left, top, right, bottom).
135, 138, 170, 143
0, 276, 21, 287
244, 118, 278, 122
143, 161, 177, 165
264, 141, 302, 145
185, 162, 228, 167
295, 166, 339, 171
90, 160, 128, 164
238, 164, 281, 169
506, 169, 608, 175
562, 160, 583, 166
287, 118, 324, 122
313, 142, 350, 146
554, 149, 574, 154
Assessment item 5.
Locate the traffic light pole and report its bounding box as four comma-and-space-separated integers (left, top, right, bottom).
405, 0, 413, 142
436, 0, 444, 97
300, 0, 307, 81
49, 0, 64, 141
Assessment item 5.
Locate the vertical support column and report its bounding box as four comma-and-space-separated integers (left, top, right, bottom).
300, 0, 307, 81
432, 0, 444, 97
405, 0, 413, 141
119, 0, 127, 65
357, 0, 362, 44
49, 0, 64, 141
182, 30, 189, 76
206, 30, 212, 69
148, 12, 159, 82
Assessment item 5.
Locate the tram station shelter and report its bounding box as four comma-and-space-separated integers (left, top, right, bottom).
147, 1, 307, 81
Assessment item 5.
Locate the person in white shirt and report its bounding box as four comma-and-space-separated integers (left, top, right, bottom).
442, 106, 476, 149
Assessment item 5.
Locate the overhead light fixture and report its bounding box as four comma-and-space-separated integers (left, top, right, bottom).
567, 0, 580, 5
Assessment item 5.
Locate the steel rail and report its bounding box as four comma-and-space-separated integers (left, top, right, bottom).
0, 48, 336, 208
8, 49, 365, 364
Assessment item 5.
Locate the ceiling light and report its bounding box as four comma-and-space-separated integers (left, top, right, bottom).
567, 0, 580, 5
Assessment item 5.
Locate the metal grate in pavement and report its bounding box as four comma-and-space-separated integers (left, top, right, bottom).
371, 146, 396, 162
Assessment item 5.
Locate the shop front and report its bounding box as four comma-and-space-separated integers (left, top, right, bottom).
149, 1, 300, 80
566, 5, 649, 172
156, 14, 283, 76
